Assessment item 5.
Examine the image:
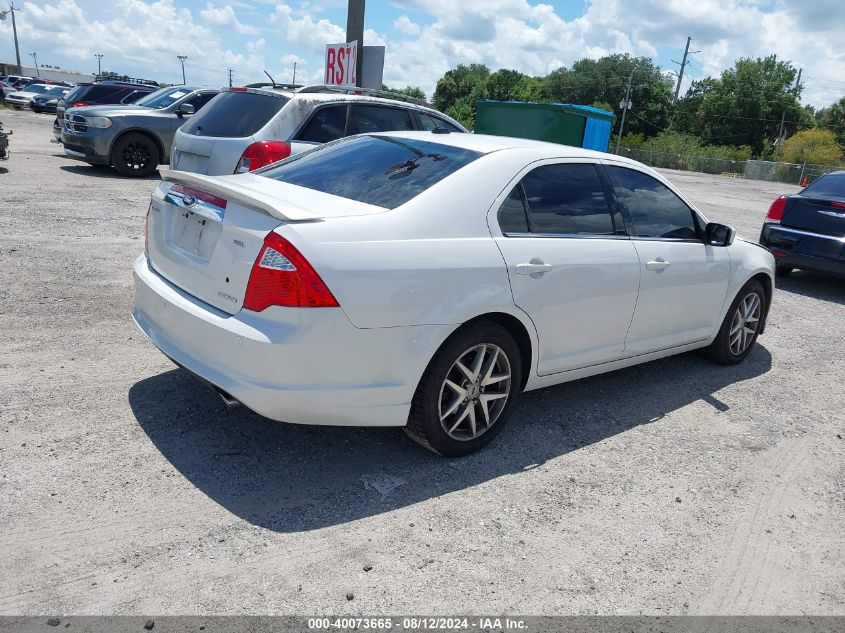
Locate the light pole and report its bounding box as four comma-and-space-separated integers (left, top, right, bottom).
29, 51, 38, 77
95, 53, 103, 76
0, 3, 22, 75
177, 55, 187, 84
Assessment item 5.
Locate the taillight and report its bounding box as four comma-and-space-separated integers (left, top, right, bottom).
72, 101, 89, 108
765, 195, 787, 223
243, 233, 339, 311
234, 141, 291, 174
831, 201, 845, 209
229, 86, 248, 92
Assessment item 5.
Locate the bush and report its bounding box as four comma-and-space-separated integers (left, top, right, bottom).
782, 128, 844, 166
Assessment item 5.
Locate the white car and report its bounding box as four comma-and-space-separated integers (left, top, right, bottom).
169, 85, 467, 176
133, 131, 775, 456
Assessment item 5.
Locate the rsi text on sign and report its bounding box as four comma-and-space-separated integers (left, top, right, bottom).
324, 41, 358, 87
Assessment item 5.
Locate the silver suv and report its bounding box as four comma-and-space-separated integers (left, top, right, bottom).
171, 85, 467, 176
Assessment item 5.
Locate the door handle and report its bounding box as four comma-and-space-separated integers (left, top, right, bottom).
516, 261, 553, 275
646, 259, 671, 271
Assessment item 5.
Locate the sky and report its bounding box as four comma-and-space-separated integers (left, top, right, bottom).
2, 0, 845, 108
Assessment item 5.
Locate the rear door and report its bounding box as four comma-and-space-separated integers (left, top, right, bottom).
604, 164, 731, 356
492, 160, 641, 375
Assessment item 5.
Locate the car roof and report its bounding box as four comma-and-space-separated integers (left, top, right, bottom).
370, 130, 642, 162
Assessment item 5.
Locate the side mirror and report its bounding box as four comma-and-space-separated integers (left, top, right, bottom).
175, 103, 195, 117
705, 222, 736, 247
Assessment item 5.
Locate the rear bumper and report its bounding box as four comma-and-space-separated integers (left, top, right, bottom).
760, 222, 845, 277
132, 255, 451, 427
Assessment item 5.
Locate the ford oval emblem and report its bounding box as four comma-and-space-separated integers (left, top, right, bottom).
182, 194, 198, 206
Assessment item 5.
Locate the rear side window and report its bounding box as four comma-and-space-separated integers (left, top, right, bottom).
62, 86, 87, 103
802, 172, 845, 198
261, 135, 482, 209
78, 85, 121, 101
520, 164, 615, 235
347, 105, 413, 134
606, 166, 698, 239
416, 112, 463, 132
182, 91, 289, 138
295, 105, 348, 143
498, 186, 529, 233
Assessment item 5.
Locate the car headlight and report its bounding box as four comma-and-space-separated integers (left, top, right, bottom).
85, 117, 112, 128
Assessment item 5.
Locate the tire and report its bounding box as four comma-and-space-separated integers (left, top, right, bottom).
775, 264, 793, 277
704, 279, 766, 365
112, 132, 160, 178
405, 320, 522, 457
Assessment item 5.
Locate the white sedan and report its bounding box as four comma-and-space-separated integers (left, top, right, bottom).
133, 131, 775, 456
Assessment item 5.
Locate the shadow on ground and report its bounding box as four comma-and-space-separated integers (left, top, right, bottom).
60, 164, 161, 179
129, 345, 771, 532
775, 270, 844, 305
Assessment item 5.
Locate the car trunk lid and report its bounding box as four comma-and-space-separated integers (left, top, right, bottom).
146, 171, 327, 314
782, 195, 845, 237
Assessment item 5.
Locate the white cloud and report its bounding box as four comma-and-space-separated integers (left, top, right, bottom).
269, 3, 345, 52
393, 15, 421, 36
200, 3, 259, 35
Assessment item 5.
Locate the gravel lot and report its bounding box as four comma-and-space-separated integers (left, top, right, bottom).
1, 107, 843, 616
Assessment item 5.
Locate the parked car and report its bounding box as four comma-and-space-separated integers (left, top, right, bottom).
31, 90, 68, 114
61, 85, 220, 177
133, 131, 775, 456
760, 171, 845, 278
0, 120, 9, 160
4, 83, 67, 109
170, 85, 467, 175
53, 79, 160, 141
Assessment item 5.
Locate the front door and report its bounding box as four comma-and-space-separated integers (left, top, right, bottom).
492, 161, 641, 375
603, 164, 731, 356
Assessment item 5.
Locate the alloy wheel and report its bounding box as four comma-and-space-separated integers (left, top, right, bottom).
728, 292, 761, 355
122, 141, 151, 171
438, 343, 511, 441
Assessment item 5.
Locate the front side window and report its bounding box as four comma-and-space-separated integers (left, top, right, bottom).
606, 166, 699, 240
519, 163, 615, 235
261, 135, 482, 209
185, 92, 217, 112
348, 105, 413, 134
135, 86, 196, 109
295, 105, 348, 143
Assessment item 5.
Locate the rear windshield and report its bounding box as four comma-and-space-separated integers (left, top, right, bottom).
802, 172, 845, 198
260, 135, 483, 209
182, 91, 288, 138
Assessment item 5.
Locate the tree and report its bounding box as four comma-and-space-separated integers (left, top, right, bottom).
382, 84, 426, 102
540, 54, 673, 138
815, 97, 845, 148
781, 128, 844, 165
675, 55, 802, 155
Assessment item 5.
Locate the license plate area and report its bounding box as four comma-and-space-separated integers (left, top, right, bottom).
168, 208, 223, 262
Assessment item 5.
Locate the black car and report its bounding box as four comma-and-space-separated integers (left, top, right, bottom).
32, 94, 64, 114
54, 79, 159, 140
760, 171, 845, 278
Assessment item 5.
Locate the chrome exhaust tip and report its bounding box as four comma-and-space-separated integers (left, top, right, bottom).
215, 387, 241, 409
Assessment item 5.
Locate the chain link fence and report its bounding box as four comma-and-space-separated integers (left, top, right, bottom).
615, 147, 843, 186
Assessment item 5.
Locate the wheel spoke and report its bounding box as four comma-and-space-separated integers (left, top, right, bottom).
467, 403, 477, 436
443, 379, 467, 399
448, 402, 472, 434
454, 360, 475, 383
480, 392, 508, 404
479, 347, 499, 386
478, 396, 491, 426
439, 395, 463, 421
469, 345, 486, 382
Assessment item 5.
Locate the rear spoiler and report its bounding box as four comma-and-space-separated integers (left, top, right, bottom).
159, 169, 323, 223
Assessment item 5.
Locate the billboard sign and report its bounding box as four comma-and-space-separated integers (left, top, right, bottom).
324, 40, 358, 87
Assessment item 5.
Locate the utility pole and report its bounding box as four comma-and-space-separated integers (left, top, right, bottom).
615, 69, 634, 154
292, 61, 297, 85
177, 55, 187, 84
0, 3, 22, 74
226, 68, 233, 88
345, 0, 364, 87
671, 37, 698, 103
29, 51, 38, 76
95, 53, 103, 76
777, 68, 802, 146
